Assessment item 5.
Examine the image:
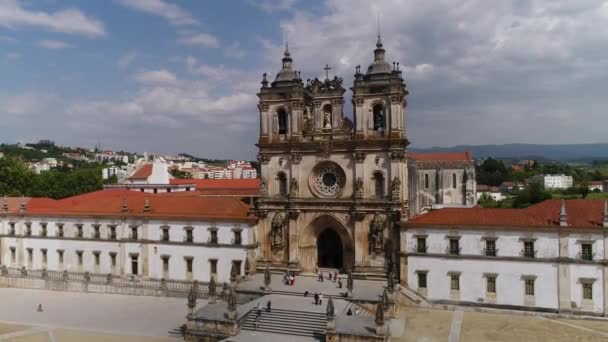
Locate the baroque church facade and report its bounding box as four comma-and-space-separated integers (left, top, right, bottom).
255, 35, 476, 277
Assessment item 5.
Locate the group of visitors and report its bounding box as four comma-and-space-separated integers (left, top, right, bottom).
316, 269, 339, 283
254, 300, 272, 329
283, 271, 296, 285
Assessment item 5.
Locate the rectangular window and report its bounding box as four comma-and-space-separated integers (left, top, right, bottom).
449, 238, 460, 255
234, 230, 242, 245
450, 274, 460, 291
485, 240, 496, 257
162, 256, 170, 272
210, 230, 218, 244
41, 223, 47, 237
76, 225, 83, 238
581, 243, 592, 261
25, 223, 32, 236
162, 227, 170, 241
487, 276, 496, 293
109, 226, 116, 240
27, 248, 33, 264
209, 259, 218, 276
57, 224, 64, 237
583, 283, 593, 300
424, 174, 429, 189
58, 250, 64, 264
77, 251, 83, 266
93, 225, 100, 239
233, 260, 242, 276
416, 237, 427, 253
523, 241, 535, 258
131, 255, 138, 275
9, 222, 15, 236
418, 272, 427, 289
452, 173, 457, 189
525, 279, 535, 296
185, 228, 193, 243
110, 252, 117, 267
93, 251, 100, 266
10, 247, 16, 263
41, 249, 47, 265
131, 226, 138, 240
185, 257, 193, 273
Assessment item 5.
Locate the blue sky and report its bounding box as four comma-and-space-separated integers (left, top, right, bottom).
1, 0, 608, 159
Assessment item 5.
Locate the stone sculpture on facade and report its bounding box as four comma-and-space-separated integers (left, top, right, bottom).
369, 213, 386, 252
354, 177, 364, 199
290, 177, 299, 196
271, 212, 286, 249
323, 109, 332, 129
259, 178, 267, 196
391, 177, 401, 201
264, 265, 272, 292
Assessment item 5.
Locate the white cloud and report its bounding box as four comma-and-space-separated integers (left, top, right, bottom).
117, 50, 138, 70
0, 91, 57, 116
224, 41, 246, 59
0, 0, 105, 37
5, 52, 19, 60
117, 0, 198, 26
177, 32, 219, 47
250, 0, 296, 13
133, 69, 178, 85
38, 39, 72, 49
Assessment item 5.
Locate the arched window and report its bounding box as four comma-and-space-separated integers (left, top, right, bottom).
452, 173, 457, 189
278, 173, 287, 197
374, 173, 384, 199
373, 104, 385, 131
424, 174, 429, 189
278, 109, 288, 134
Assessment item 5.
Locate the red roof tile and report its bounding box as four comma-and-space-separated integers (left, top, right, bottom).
409, 151, 472, 162
170, 178, 260, 191
20, 189, 255, 221
408, 199, 607, 229
128, 164, 153, 180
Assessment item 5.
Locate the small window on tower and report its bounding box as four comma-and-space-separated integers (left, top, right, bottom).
373, 104, 384, 131
278, 109, 288, 134
374, 173, 384, 199
452, 173, 457, 189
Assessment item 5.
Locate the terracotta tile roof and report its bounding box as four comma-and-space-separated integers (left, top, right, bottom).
170, 179, 260, 194
18, 190, 255, 222
128, 164, 153, 180
477, 185, 500, 192
409, 151, 472, 162
408, 199, 607, 229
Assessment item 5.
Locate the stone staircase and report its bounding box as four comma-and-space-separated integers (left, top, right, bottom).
240, 308, 327, 338
343, 301, 374, 317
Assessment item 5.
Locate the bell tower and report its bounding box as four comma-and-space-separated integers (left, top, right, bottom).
352, 34, 407, 140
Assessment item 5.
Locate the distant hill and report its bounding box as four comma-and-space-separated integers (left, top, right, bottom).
410, 143, 608, 162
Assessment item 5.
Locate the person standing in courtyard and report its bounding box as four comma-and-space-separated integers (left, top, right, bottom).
266, 300, 271, 312
314, 292, 319, 305
37, 304, 43, 312
319, 293, 323, 305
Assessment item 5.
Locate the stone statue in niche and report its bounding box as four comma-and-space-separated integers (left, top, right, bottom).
369, 212, 386, 252
354, 177, 364, 199
259, 178, 267, 195
323, 109, 332, 129
391, 177, 401, 200
271, 212, 286, 249
290, 177, 299, 195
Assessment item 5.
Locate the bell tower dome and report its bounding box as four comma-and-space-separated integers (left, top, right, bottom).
351, 34, 408, 140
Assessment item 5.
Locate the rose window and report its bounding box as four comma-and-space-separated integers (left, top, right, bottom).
310, 162, 345, 197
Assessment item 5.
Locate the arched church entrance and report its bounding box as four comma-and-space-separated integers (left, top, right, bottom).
317, 228, 343, 269
299, 215, 354, 273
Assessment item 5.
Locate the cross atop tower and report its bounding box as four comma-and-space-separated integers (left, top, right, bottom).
324, 64, 331, 80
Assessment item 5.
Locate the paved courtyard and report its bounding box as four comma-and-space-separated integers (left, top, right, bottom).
0, 288, 188, 341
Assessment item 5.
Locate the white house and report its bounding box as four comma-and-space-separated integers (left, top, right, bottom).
0, 190, 257, 284
401, 199, 608, 316
543, 174, 573, 189
476, 185, 504, 202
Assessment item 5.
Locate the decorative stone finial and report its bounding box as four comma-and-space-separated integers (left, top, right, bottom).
261, 73, 268, 88
121, 197, 128, 213
244, 256, 251, 276
603, 200, 608, 228
382, 288, 389, 308
227, 288, 237, 312
326, 297, 335, 319
208, 276, 216, 297
559, 199, 567, 227
347, 271, 354, 293
264, 265, 271, 292
2, 195, 8, 213
143, 198, 151, 213
375, 301, 384, 325
19, 195, 26, 213
230, 261, 238, 284
187, 285, 197, 311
